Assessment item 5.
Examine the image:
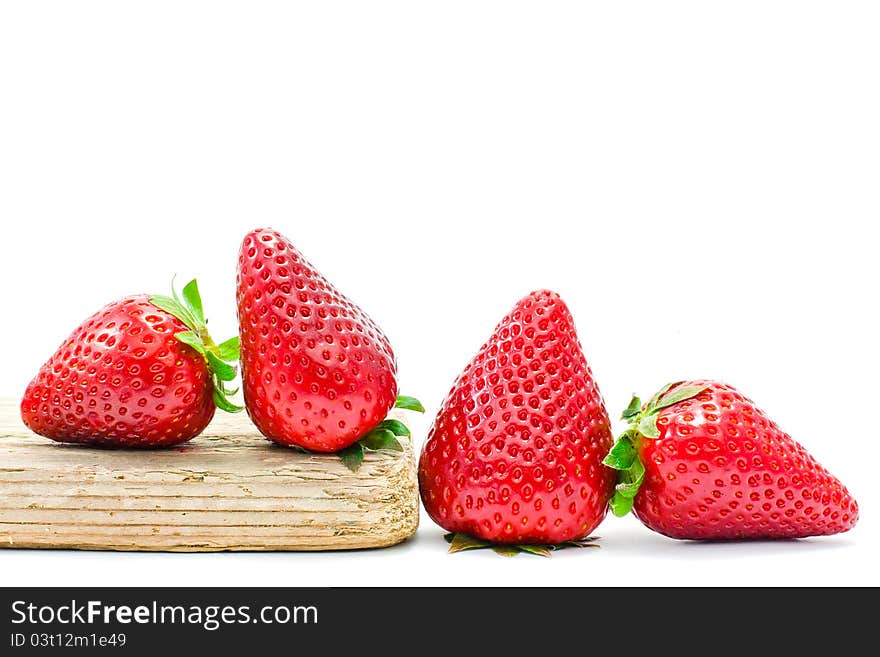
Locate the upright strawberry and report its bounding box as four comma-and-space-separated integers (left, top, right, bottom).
21, 280, 241, 447
604, 380, 859, 539
236, 228, 419, 463
419, 290, 615, 554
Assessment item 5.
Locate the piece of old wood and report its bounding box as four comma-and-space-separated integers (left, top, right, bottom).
0, 399, 419, 551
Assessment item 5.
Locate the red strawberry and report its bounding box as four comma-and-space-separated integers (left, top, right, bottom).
418, 290, 616, 552
604, 380, 859, 539
236, 228, 416, 461
20, 280, 241, 447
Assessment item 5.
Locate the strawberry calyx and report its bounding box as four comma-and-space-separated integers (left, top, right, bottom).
603, 382, 709, 517
444, 533, 600, 558
393, 395, 425, 413
338, 395, 426, 471
150, 278, 243, 413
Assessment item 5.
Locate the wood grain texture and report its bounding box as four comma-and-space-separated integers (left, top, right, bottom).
0, 399, 419, 551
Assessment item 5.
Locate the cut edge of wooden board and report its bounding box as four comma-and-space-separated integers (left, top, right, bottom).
1, 540, 417, 553
0, 399, 421, 552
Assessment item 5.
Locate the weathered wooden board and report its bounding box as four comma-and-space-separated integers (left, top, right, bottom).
0, 399, 419, 551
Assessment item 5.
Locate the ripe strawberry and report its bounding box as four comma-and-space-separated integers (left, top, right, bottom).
604, 380, 859, 539
236, 228, 420, 462
20, 280, 241, 448
418, 290, 616, 553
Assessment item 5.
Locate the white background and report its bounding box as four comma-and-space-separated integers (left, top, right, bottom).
1, 1, 877, 586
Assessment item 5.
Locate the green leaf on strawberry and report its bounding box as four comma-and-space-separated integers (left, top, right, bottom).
205, 351, 237, 382
174, 330, 206, 355
181, 279, 205, 324
610, 457, 645, 516
644, 381, 680, 412
555, 536, 600, 549
150, 278, 242, 413
609, 490, 635, 517
150, 296, 197, 331
446, 532, 492, 553
620, 395, 642, 421
637, 413, 661, 439
615, 458, 645, 499
602, 434, 637, 470
652, 384, 709, 412
394, 396, 426, 413
212, 387, 243, 413
604, 381, 712, 517
491, 546, 521, 557
216, 336, 240, 362
338, 396, 425, 471
444, 533, 599, 557
339, 443, 365, 472
377, 418, 411, 438
359, 428, 403, 452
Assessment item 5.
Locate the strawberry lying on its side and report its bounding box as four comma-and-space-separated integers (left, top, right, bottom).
236, 228, 422, 469
604, 380, 859, 539
20, 280, 241, 447
419, 290, 615, 555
